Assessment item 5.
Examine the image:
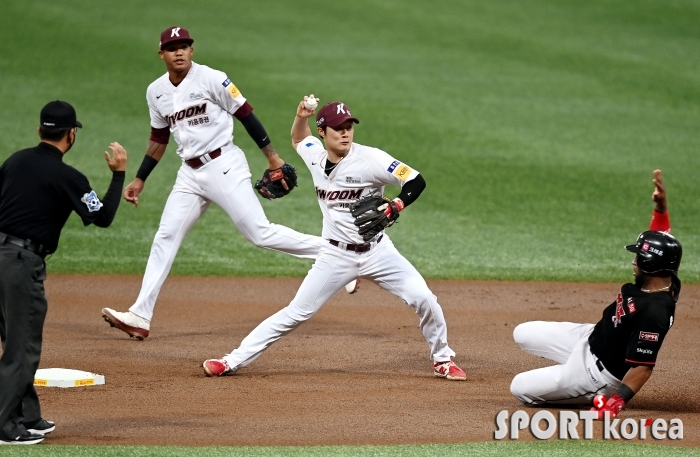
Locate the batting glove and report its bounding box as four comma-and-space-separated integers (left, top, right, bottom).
590, 393, 626, 420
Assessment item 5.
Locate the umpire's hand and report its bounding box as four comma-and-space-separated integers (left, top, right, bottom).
105, 142, 128, 172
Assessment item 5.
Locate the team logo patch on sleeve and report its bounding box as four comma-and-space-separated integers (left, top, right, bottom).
386, 160, 412, 180
627, 298, 636, 313
305, 142, 314, 147
639, 331, 659, 342
221, 78, 241, 98
81, 190, 103, 212
392, 164, 412, 181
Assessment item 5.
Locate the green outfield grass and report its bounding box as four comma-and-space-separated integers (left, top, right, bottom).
1, 0, 699, 283
0, 442, 697, 457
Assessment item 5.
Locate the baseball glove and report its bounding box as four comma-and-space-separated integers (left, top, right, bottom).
349, 195, 400, 242
254, 163, 298, 199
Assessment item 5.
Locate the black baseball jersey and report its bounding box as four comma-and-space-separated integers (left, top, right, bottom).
0, 142, 125, 254
589, 275, 680, 380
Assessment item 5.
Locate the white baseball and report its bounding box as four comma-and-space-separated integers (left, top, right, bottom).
304, 95, 318, 110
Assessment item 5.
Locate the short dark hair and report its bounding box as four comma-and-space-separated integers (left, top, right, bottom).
39, 126, 72, 141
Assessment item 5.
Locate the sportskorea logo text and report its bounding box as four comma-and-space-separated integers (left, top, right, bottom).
494, 410, 683, 440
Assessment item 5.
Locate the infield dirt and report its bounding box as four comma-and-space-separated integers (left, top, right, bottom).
33, 275, 700, 446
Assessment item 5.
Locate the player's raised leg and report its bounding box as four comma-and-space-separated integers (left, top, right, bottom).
361, 237, 465, 381
103, 183, 210, 339
510, 330, 620, 405
512, 321, 594, 364
206, 147, 322, 259
203, 247, 357, 376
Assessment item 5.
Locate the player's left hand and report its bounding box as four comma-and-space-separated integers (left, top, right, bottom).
590, 393, 626, 420
652, 169, 667, 213
255, 163, 298, 199
349, 195, 403, 242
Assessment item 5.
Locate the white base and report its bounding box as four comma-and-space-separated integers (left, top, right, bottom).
345, 279, 359, 294
34, 368, 105, 388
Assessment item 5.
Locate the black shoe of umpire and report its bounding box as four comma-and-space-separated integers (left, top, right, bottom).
0, 431, 45, 445
25, 419, 56, 435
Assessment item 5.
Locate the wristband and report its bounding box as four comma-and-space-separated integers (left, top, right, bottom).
383, 198, 404, 218
649, 209, 670, 232
616, 384, 635, 403
136, 155, 159, 181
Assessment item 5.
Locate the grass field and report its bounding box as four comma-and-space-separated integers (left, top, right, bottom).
1, 1, 699, 453
0, 442, 698, 457
1, 0, 698, 282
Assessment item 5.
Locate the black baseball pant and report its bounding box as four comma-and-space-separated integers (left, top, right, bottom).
0, 243, 47, 441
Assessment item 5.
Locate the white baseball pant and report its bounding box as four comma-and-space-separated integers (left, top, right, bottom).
129, 143, 322, 321
222, 235, 456, 370
510, 321, 621, 405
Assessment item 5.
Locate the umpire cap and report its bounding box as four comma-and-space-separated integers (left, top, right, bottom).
40, 101, 82, 129
625, 230, 682, 275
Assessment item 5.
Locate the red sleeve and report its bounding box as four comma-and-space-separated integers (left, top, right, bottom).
233, 101, 254, 121
649, 210, 670, 232
149, 126, 170, 144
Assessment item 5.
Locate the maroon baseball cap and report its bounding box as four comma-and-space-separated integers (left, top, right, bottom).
159, 26, 194, 50
315, 102, 360, 129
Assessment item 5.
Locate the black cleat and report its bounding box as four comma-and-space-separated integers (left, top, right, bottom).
25, 419, 55, 435
0, 431, 45, 445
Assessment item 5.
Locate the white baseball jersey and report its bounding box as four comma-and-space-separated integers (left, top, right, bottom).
220, 136, 457, 372
146, 61, 247, 160
296, 136, 420, 244
126, 64, 324, 324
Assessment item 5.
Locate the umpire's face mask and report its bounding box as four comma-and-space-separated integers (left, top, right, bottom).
65, 128, 76, 153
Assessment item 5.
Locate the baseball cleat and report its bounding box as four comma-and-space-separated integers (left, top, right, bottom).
101, 308, 150, 340
0, 431, 45, 445
433, 360, 467, 381
25, 419, 55, 435
203, 358, 233, 377
345, 279, 360, 294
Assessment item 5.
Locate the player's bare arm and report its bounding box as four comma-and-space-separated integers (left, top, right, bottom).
233, 105, 295, 196
124, 140, 167, 207
618, 365, 653, 394
291, 97, 316, 149
260, 144, 285, 171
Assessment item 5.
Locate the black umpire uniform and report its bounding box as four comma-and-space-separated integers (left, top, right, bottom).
0, 101, 126, 444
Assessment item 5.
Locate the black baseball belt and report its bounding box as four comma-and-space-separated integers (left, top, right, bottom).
185, 148, 222, 169
0, 232, 48, 258
328, 235, 383, 253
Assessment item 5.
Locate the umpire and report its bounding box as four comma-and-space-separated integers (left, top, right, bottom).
0, 101, 127, 445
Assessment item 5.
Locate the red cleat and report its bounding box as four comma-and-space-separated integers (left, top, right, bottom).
203, 358, 233, 377
433, 360, 467, 381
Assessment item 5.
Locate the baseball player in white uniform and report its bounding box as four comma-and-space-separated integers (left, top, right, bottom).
201, 98, 466, 381
101, 26, 324, 339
